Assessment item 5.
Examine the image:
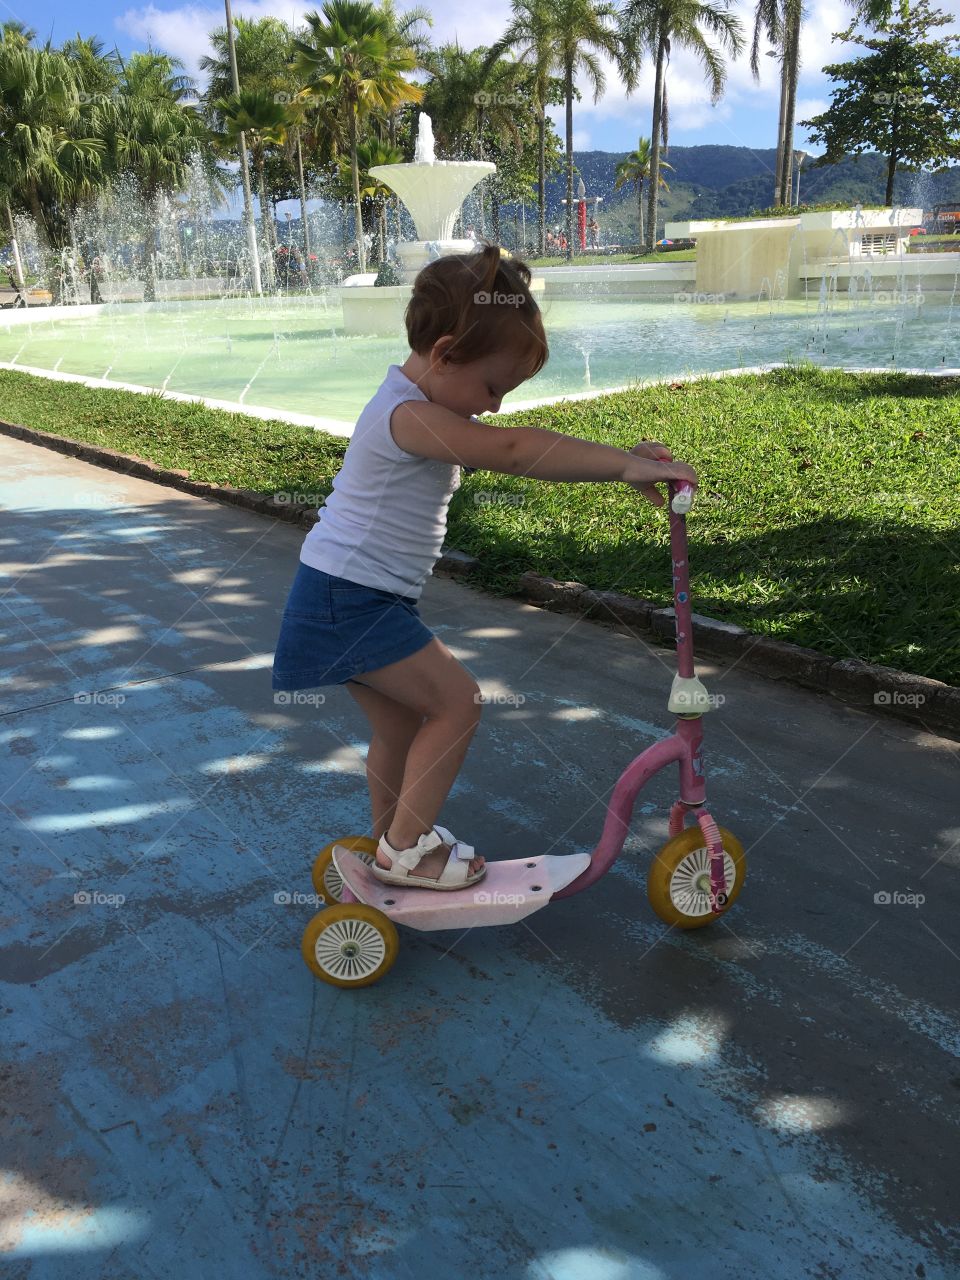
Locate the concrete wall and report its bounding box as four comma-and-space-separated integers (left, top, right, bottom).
666, 209, 925, 300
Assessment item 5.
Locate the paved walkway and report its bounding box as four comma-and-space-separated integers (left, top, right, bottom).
1, 434, 957, 1279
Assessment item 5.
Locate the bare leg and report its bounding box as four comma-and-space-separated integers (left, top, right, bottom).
344, 680, 423, 839
347, 638, 484, 878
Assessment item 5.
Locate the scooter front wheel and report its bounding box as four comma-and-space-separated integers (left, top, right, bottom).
647, 825, 746, 929
311, 835, 378, 905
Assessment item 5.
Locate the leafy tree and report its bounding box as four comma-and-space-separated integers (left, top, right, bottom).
801, 0, 960, 205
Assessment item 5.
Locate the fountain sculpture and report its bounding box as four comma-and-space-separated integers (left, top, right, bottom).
339, 112, 544, 335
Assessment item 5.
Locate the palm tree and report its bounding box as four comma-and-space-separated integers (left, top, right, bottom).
549, 0, 622, 261
336, 138, 403, 262
111, 52, 206, 300
483, 0, 560, 256
294, 0, 423, 274
379, 0, 433, 149
215, 90, 289, 257
1, 20, 36, 47
0, 40, 106, 297
614, 136, 672, 247
750, 0, 802, 206
202, 16, 301, 256
621, 0, 744, 250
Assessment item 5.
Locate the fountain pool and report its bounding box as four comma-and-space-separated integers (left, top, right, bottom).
1, 293, 958, 429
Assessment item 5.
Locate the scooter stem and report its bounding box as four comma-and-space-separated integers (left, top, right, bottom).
668, 481, 696, 680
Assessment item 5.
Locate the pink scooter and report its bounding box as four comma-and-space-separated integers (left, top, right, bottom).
301, 481, 746, 988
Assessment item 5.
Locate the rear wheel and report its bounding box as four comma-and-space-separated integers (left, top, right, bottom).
311, 835, 378, 905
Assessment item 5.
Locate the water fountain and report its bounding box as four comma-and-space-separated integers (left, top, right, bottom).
3, 139, 959, 427
338, 112, 543, 336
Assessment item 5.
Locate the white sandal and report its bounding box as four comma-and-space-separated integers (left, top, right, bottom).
371, 824, 486, 891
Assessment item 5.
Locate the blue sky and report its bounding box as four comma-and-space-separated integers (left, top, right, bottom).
9, 0, 960, 163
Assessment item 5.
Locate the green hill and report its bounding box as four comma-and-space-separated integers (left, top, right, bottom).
532, 147, 960, 242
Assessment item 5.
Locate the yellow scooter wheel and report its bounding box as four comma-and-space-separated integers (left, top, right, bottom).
647, 824, 746, 929
301, 903, 399, 987
311, 835, 378, 905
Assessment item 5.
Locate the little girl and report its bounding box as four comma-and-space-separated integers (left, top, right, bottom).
272, 241, 697, 892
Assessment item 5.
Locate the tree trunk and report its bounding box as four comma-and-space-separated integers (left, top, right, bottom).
349, 105, 366, 273
5, 203, 26, 293
774, 53, 788, 205
256, 159, 276, 288
379, 198, 386, 263
296, 130, 311, 259
638, 179, 645, 248
647, 36, 666, 252
565, 59, 574, 262
537, 106, 546, 257
779, 5, 801, 206
491, 186, 501, 243
142, 232, 157, 302
886, 101, 899, 205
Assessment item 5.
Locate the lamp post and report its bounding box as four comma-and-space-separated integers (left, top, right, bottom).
224, 0, 263, 295
794, 151, 806, 207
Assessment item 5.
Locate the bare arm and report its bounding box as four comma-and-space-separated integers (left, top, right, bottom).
390, 400, 697, 499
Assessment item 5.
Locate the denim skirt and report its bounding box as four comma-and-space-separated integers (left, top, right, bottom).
271, 561, 434, 690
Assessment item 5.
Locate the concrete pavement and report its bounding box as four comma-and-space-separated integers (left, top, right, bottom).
1, 432, 958, 1279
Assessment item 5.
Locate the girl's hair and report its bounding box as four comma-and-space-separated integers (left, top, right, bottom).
404, 240, 548, 377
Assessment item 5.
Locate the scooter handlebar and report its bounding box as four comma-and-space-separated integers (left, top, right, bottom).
670, 481, 696, 515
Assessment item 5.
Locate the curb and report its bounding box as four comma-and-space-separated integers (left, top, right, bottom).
2, 418, 956, 737
513, 571, 960, 739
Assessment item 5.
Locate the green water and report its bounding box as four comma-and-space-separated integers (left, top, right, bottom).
1, 293, 957, 424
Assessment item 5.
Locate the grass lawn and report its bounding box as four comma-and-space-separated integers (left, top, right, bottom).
0, 365, 957, 683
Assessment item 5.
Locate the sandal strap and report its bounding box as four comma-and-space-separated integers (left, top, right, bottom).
379, 827, 475, 875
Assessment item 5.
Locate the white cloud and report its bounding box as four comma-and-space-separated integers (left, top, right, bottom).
116, 0, 313, 78
114, 0, 960, 154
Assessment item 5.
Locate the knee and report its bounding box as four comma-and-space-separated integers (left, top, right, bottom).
431, 681, 483, 729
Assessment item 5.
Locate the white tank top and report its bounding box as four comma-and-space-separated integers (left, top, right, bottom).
299, 364, 461, 600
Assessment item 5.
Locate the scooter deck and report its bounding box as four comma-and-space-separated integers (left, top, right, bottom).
332, 847, 593, 932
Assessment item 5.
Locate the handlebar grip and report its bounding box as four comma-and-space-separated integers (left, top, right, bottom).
671, 482, 696, 515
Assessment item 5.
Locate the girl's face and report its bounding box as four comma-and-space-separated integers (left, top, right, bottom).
431, 347, 534, 418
